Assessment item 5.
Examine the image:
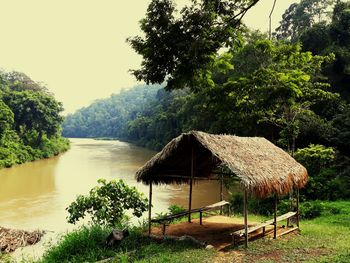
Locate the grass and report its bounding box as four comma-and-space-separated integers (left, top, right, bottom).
37, 224, 215, 263
4, 201, 349, 262
227, 200, 350, 262
37, 225, 116, 263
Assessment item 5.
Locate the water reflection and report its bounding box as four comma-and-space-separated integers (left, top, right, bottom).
0, 138, 223, 232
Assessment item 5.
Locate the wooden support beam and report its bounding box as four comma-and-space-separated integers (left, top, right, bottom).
274, 194, 278, 239
288, 188, 293, 227
220, 174, 224, 215
212, 171, 237, 177
276, 227, 299, 238
244, 190, 248, 248
188, 146, 194, 223
148, 182, 153, 235
162, 223, 166, 235
153, 174, 222, 181
296, 188, 300, 228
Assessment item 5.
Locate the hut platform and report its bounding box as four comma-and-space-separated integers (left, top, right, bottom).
150, 215, 290, 250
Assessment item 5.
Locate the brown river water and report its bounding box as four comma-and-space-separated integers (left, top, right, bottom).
0, 138, 222, 232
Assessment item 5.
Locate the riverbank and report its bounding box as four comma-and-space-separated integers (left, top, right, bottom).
0, 227, 44, 253
2, 200, 346, 263
1, 138, 216, 235
0, 136, 70, 169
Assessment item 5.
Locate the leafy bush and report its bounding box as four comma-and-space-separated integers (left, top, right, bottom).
294, 144, 335, 175
299, 201, 322, 219
294, 144, 344, 200
66, 179, 148, 227
167, 204, 186, 215
153, 204, 187, 222
230, 192, 342, 220
229, 193, 275, 216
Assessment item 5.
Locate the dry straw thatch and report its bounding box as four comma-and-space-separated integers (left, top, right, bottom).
136, 131, 308, 197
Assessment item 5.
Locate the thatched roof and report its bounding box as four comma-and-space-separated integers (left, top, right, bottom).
136, 131, 308, 197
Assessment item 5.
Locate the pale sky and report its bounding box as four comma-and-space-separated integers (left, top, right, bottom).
0, 0, 297, 114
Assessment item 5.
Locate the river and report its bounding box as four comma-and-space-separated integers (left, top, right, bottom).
0, 138, 222, 232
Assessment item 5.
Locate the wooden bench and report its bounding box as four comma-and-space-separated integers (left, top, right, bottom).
231, 211, 298, 245
152, 200, 230, 235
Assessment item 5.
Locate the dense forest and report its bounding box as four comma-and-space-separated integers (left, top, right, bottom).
62, 84, 162, 142
0, 70, 69, 168
62, 0, 350, 200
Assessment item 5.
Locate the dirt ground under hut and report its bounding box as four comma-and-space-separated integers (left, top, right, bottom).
151, 215, 296, 250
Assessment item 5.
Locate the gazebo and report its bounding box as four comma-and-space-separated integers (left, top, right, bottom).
136, 131, 308, 247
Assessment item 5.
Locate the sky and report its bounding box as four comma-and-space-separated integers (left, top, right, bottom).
0, 0, 298, 114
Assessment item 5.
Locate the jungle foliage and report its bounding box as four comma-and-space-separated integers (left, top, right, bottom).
0, 70, 69, 168
63, 1, 350, 202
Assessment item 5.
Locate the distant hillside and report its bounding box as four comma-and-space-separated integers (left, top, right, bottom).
62, 84, 193, 150
62, 84, 162, 139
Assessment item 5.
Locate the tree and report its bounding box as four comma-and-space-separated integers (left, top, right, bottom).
0, 70, 69, 169
66, 179, 148, 227
3, 91, 64, 145
128, 0, 261, 90
274, 0, 334, 42
332, 105, 350, 154
300, 1, 350, 101
0, 100, 14, 135
4, 71, 48, 93
294, 144, 340, 200
195, 37, 338, 152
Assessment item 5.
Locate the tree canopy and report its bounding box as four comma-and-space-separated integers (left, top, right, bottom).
274, 0, 334, 42
0, 70, 69, 168
63, 1, 350, 201
128, 0, 260, 90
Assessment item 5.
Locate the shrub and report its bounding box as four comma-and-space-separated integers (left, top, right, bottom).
66, 179, 148, 227
299, 201, 322, 219
229, 193, 275, 216
294, 144, 342, 200
153, 204, 186, 222
168, 204, 186, 215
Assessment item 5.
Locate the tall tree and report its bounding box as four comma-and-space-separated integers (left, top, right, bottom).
128, 0, 261, 90
194, 36, 337, 152
300, 1, 350, 100
274, 0, 334, 42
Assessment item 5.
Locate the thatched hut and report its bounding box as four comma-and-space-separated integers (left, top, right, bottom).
136, 131, 308, 247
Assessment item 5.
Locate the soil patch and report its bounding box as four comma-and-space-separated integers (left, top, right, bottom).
152, 215, 264, 250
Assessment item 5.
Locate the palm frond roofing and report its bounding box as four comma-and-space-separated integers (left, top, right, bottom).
136, 131, 308, 197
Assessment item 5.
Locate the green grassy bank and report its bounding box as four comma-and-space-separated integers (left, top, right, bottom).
2, 201, 349, 263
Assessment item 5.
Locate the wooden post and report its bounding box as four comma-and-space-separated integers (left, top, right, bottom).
220, 174, 223, 215
274, 194, 278, 239
244, 190, 248, 248
288, 188, 293, 227
162, 224, 166, 235
296, 188, 300, 228
188, 146, 194, 223
148, 182, 153, 235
